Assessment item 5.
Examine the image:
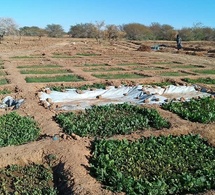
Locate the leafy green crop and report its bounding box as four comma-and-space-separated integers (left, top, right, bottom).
90, 134, 215, 194
0, 89, 11, 94
162, 96, 215, 123
83, 67, 124, 72
182, 77, 215, 84
0, 164, 57, 194
25, 74, 84, 83
54, 103, 170, 138
0, 112, 40, 147
20, 68, 69, 74
141, 81, 173, 87
17, 64, 62, 69
0, 78, 8, 85
49, 83, 107, 91
92, 73, 147, 79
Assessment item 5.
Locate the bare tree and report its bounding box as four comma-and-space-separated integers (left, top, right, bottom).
0, 17, 18, 36
104, 24, 125, 45
94, 21, 105, 44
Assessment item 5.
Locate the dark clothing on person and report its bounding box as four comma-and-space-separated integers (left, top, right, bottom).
176, 34, 182, 50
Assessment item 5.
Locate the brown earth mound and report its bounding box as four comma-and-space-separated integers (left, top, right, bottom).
137, 44, 151, 51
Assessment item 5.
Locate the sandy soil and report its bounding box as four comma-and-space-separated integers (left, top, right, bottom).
0, 36, 214, 195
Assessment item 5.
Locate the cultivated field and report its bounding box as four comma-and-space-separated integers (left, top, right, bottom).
0, 36, 214, 195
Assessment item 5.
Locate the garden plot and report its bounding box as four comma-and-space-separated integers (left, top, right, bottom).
82, 66, 125, 72
10, 55, 43, 59
20, 68, 71, 74
171, 64, 205, 69
25, 74, 84, 83
132, 66, 166, 70
159, 71, 192, 77
192, 69, 215, 74
39, 84, 212, 110
0, 70, 7, 76
51, 52, 100, 58
92, 72, 148, 79
1, 37, 215, 195
0, 78, 9, 85
17, 64, 62, 69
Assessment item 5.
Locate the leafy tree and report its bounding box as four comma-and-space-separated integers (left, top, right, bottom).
201, 27, 215, 41
178, 27, 194, 41
122, 23, 152, 40
19, 26, 46, 36
150, 23, 175, 40
45, 24, 64, 37
179, 23, 215, 41
192, 22, 205, 40
68, 23, 97, 38
160, 24, 175, 40
149, 22, 162, 39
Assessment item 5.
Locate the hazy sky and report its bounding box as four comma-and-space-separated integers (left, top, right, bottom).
0, 0, 214, 31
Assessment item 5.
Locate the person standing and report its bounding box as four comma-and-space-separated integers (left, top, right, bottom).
176, 34, 182, 50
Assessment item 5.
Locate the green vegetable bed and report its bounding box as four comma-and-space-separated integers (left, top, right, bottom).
54, 103, 170, 138
0, 112, 40, 147
49, 83, 107, 91
0, 164, 57, 194
162, 96, 215, 123
90, 134, 215, 194
182, 77, 215, 84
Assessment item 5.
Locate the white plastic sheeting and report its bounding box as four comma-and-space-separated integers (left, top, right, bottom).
39, 85, 212, 111
0, 96, 25, 109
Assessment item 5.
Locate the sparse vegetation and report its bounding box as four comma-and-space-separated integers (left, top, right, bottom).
0, 88, 11, 94
49, 83, 108, 91
172, 64, 204, 69
52, 53, 78, 58
83, 63, 109, 67
182, 77, 215, 84
142, 81, 174, 87
17, 64, 62, 68
10, 55, 41, 59
118, 63, 140, 66
153, 61, 172, 65
160, 72, 190, 76
133, 66, 165, 70
20, 68, 70, 74
0, 163, 58, 194
25, 74, 84, 83
77, 53, 99, 56
83, 67, 124, 72
192, 69, 215, 74
0, 78, 8, 85
0, 71, 6, 76
92, 73, 148, 79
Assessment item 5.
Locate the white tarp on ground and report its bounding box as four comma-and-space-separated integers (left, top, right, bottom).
39, 85, 212, 111
0, 96, 24, 109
